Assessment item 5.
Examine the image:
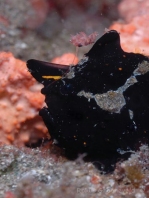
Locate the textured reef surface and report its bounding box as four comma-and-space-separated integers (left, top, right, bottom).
27, 30, 149, 171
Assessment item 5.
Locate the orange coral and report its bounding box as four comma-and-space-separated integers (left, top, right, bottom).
110, 13, 149, 55
4, 191, 15, 198
0, 52, 47, 145
118, 0, 149, 22
90, 175, 102, 184
51, 53, 78, 65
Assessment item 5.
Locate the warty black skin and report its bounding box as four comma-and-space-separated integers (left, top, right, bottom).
27, 30, 149, 172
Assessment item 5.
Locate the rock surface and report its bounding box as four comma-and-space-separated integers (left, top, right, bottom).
1, 145, 149, 198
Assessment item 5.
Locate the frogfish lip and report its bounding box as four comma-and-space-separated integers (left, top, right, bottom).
27, 59, 72, 97
26, 59, 70, 85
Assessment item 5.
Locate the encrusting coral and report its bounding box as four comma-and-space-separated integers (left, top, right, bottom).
0, 52, 47, 146
110, 0, 149, 55
51, 53, 78, 65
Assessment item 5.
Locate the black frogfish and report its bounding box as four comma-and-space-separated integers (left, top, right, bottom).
27, 30, 149, 172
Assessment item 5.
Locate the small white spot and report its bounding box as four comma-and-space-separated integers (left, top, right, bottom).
53, 139, 58, 144
65, 66, 75, 79
128, 109, 134, 119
